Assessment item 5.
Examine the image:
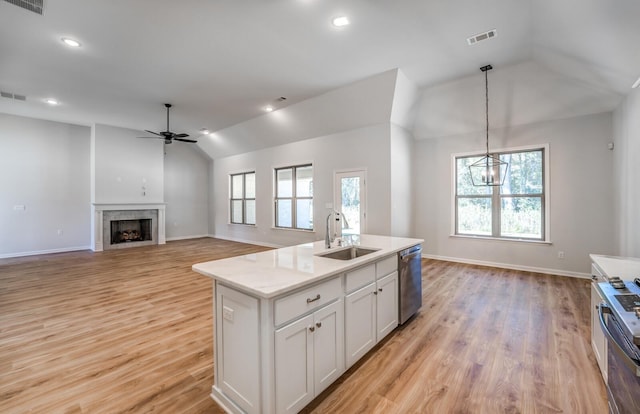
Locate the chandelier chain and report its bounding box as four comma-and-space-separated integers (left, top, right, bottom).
485, 68, 489, 156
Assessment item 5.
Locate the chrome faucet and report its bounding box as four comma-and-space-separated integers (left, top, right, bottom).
325, 210, 349, 248
325, 212, 334, 248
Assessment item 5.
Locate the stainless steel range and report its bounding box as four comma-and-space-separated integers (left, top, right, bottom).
596, 277, 640, 414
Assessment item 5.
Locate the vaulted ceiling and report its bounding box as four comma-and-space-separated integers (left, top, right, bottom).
1, 0, 638, 152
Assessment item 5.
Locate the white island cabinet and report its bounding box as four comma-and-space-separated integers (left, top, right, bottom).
193, 235, 423, 414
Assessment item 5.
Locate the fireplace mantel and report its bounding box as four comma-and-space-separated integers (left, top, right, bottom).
91, 203, 166, 251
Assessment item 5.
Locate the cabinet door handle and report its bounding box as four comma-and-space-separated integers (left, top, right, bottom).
309, 326, 315, 332
306, 294, 321, 304
378, 288, 383, 292
373, 291, 378, 295
316, 322, 322, 328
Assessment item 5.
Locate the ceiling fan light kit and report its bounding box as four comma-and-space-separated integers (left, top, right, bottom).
138, 104, 197, 144
468, 64, 509, 186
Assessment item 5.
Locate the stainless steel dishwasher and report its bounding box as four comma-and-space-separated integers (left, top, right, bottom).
398, 244, 422, 324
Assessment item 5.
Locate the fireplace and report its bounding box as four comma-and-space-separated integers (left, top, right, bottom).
110, 218, 152, 244
92, 205, 165, 251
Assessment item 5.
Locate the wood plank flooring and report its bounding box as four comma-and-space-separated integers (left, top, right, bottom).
1, 239, 607, 413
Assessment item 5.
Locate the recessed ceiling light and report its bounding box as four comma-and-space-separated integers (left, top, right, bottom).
632, 76, 640, 89
45, 98, 59, 105
332, 16, 350, 27
61, 37, 81, 48
264, 106, 274, 112
200, 128, 210, 135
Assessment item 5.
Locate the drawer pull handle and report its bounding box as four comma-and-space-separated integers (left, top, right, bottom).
316, 322, 322, 328
306, 294, 321, 304
309, 326, 315, 332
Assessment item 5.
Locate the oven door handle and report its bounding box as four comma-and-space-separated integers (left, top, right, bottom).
598, 302, 640, 377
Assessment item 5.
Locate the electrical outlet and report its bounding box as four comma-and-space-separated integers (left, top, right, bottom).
557, 251, 565, 259
57, 229, 63, 236
223, 306, 234, 322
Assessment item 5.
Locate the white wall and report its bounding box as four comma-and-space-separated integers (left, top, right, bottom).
92, 124, 165, 204
212, 123, 392, 247
414, 112, 615, 275
390, 124, 414, 237
613, 87, 640, 257
164, 144, 210, 240
0, 113, 91, 257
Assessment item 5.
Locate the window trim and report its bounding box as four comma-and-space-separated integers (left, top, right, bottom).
451, 144, 550, 242
274, 163, 313, 231
229, 171, 256, 225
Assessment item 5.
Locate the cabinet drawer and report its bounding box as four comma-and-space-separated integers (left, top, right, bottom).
345, 264, 375, 293
376, 255, 397, 278
275, 277, 341, 326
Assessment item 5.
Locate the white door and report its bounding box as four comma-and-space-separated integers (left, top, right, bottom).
376, 271, 399, 341
335, 170, 366, 235
313, 300, 345, 396
344, 282, 376, 368
275, 314, 314, 413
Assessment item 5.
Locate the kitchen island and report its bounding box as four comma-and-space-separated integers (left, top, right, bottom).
192, 234, 423, 414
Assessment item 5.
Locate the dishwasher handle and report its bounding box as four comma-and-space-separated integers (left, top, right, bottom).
400, 245, 422, 261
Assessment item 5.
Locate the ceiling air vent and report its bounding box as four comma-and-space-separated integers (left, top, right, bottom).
3, 0, 44, 15
467, 29, 497, 45
1, 90, 27, 101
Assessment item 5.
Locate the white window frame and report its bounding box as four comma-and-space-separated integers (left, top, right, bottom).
451, 144, 551, 243
229, 171, 256, 225
274, 163, 314, 231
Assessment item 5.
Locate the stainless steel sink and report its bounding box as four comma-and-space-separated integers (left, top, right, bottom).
316, 246, 379, 260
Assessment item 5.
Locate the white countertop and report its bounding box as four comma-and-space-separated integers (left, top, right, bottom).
590, 254, 640, 281
192, 234, 423, 298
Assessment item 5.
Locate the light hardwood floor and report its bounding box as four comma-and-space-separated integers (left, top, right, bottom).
1, 239, 607, 413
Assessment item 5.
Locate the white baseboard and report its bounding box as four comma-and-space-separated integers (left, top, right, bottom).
209, 234, 283, 249
0, 245, 92, 259
165, 234, 211, 242
422, 253, 590, 279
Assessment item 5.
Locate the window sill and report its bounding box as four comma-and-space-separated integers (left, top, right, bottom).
271, 226, 315, 233
228, 223, 257, 227
450, 234, 552, 245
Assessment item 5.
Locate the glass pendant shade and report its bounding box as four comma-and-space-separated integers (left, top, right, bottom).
468, 154, 508, 186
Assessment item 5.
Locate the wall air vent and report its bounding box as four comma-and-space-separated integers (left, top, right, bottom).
3, 0, 43, 15
467, 29, 497, 45
1, 90, 27, 101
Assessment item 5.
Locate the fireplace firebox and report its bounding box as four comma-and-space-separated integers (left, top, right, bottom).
110, 219, 152, 245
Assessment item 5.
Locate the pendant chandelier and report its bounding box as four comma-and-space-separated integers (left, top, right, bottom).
469, 64, 508, 186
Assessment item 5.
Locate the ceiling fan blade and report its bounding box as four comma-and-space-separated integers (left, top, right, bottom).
174, 138, 198, 143
144, 130, 162, 136
137, 136, 164, 139
174, 133, 190, 138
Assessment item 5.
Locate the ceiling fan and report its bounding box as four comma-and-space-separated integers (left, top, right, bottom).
138, 103, 197, 144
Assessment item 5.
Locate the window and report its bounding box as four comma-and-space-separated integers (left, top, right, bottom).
230, 172, 256, 225
275, 164, 313, 230
455, 147, 546, 240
